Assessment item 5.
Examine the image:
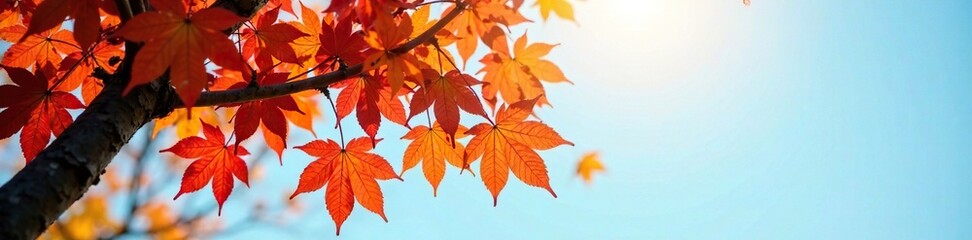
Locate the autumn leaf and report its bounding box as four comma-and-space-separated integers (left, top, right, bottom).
534, 0, 575, 22
44, 195, 120, 239
81, 75, 103, 105
288, 2, 324, 68
444, 1, 528, 64
23, 0, 102, 48
57, 41, 124, 93
287, 90, 322, 136
0, 1, 37, 34
363, 11, 423, 95
407, 69, 489, 142
464, 97, 572, 205
291, 137, 401, 235
479, 32, 569, 107
333, 74, 408, 143
576, 152, 604, 184
324, 0, 411, 28
151, 107, 220, 139
114, 0, 245, 107
268, 0, 295, 15
401, 123, 471, 196
161, 121, 250, 215
226, 72, 305, 161
0, 66, 85, 162
241, 6, 309, 68
318, 14, 368, 67
141, 202, 188, 240
1, 25, 78, 68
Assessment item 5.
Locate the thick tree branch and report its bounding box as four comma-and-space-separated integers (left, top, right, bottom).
0, 1, 269, 239
184, 1, 466, 107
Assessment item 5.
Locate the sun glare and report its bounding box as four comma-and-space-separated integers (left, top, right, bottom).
572, 0, 731, 86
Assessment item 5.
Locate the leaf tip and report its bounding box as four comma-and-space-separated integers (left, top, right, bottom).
547, 187, 558, 198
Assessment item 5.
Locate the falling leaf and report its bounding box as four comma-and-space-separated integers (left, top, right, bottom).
576, 152, 605, 184
534, 0, 575, 22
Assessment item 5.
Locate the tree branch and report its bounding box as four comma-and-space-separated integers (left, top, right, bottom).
0, 1, 270, 239
183, 1, 466, 107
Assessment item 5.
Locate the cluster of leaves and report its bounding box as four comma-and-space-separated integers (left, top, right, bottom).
1, 0, 581, 235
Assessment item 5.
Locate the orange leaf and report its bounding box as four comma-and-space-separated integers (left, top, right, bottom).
114, 0, 245, 107
161, 120, 249, 215
291, 137, 401, 235
444, 1, 528, 64
576, 152, 605, 184
479, 32, 569, 107
463, 97, 572, 205
241, 6, 309, 68
363, 11, 422, 95
57, 41, 123, 92
1, 25, 78, 68
400, 123, 471, 196
151, 106, 220, 139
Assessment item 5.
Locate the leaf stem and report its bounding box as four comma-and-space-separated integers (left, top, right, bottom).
325, 93, 346, 148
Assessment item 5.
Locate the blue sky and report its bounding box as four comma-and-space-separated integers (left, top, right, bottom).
3, 0, 972, 239
234, 0, 972, 238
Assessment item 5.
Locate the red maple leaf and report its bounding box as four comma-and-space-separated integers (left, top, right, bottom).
224, 71, 304, 161
333, 74, 408, 143
160, 120, 250, 215
0, 66, 85, 162
317, 14, 368, 67
407, 69, 489, 143
22, 0, 103, 48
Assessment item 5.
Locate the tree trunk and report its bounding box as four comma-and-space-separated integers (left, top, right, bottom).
0, 1, 267, 239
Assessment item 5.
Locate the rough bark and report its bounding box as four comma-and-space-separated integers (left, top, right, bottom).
0, 1, 267, 239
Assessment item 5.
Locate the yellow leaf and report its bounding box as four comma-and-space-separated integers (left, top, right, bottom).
534, 0, 575, 22
576, 152, 605, 184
